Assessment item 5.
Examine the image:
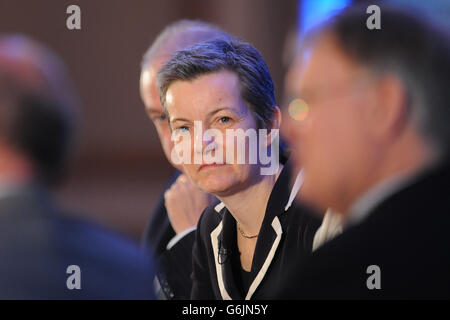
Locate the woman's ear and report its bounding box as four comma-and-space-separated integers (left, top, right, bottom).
273, 105, 282, 130
266, 106, 282, 148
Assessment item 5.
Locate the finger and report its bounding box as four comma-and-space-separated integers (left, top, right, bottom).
178, 174, 188, 184
164, 189, 172, 202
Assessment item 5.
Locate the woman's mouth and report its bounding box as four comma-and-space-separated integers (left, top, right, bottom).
198, 163, 226, 171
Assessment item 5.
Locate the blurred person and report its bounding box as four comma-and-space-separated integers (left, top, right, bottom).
0, 35, 155, 299
280, 4, 450, 298
139, 20, 231, 299
157, 38, 322, 300
281, 36, 343, 252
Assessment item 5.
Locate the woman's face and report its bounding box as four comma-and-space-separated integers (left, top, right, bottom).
164, 69, 263, 197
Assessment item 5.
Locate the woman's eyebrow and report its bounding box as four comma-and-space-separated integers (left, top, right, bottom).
170, 106, 239, 123
170, 117, 192, 124
207, 106, 236, 117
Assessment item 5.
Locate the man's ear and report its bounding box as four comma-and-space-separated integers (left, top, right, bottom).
367, 75, 409, 143
266, 106, 282, 148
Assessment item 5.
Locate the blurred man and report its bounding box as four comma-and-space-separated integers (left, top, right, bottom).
139, 20, 230, 299
281, 36, 343, 252
0, 35, 155, 299
281, 5, 450, 298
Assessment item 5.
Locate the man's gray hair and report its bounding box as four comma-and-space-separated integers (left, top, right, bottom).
141, 19, 231, 68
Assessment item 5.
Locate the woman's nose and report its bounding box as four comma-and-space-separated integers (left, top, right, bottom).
203, 139, 217, 156
193, 122, 218, 155
193, 126, 204, 155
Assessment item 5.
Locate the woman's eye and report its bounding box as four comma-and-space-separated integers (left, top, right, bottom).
218, 116, 231, 124
176, 126, 190, 133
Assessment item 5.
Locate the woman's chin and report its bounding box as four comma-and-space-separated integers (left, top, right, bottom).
199, 174, 237, 196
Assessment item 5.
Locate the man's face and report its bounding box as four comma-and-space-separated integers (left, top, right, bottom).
285, 34, 379, 214
164, 70, 262, 197
140, 57, 182, 170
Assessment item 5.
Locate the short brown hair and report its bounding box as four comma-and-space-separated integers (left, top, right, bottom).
157, 38, 277, 129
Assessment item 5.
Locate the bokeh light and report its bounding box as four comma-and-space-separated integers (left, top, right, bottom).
288, 98, 309, 121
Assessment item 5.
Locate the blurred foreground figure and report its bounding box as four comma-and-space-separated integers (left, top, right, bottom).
281, 5, 450, 299
0, 35, 154, 299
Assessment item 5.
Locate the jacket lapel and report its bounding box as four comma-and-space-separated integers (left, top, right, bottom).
210, 162, 304, 300
245, 163, 293, 299
210, 220, 231, 300
245, 216, 282, 299
210, 203, 243, 300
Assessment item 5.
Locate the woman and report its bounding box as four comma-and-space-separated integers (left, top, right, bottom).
157, 39, 321, 299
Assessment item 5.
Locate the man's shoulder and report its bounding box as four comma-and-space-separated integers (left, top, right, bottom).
0, 202, 151, 269
317, 159, 450, 257
0, 198, 155, 298
291, 169, 450, 298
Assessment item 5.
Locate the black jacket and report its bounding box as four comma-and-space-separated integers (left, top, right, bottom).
191, 163, 322, 300
142, 171, 196, 299
278, 159, 450, 299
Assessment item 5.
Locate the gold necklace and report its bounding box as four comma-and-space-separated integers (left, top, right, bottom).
237, 223, 258, 239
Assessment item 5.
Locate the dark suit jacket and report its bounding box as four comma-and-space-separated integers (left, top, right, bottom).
191, 162, 322, 300
0, 185, 155, 299
279, 159, 450, 299
142, 172, 180, 256
142, 171, 196, 299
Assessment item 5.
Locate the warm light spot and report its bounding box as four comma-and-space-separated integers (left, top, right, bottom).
288, 98, 309, 121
